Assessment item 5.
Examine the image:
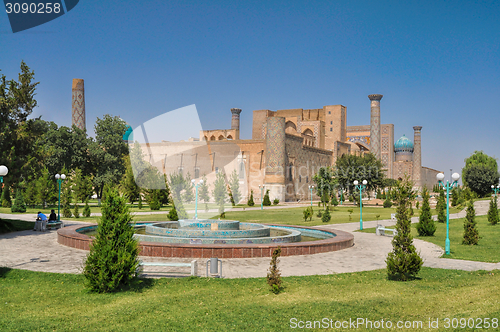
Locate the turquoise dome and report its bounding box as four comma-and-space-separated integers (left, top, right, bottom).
394, 135, 414, 152
123, 125, 133, 141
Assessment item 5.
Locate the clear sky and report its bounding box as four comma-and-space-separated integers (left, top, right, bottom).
1, 0, 500, 181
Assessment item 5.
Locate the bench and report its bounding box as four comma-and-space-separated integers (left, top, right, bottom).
46, 221, 63, 230
138, 260, 198, 277
376, 225, 398, 236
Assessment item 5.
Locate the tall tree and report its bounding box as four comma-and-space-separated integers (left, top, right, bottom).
334, 153, 385, 196
436, 188, 447, 223
487, 196, 499, 225
386, 176, 423, 281
313, 166, 335, 207
0, 61, 45, 190
212, 171, 227, 215
462, 164, 499, 197
89, 115, 128, 201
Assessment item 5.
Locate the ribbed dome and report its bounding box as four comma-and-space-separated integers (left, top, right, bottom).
394, 135, 414, 152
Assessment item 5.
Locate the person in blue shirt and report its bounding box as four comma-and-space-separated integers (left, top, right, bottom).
34, 212, 48, 231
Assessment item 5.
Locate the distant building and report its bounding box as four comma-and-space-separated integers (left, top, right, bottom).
137, 95, 440, 202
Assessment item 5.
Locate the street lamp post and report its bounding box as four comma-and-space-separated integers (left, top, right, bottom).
436, 172, 460, 255
191, 179, 204, 219
339, 189, 343, 206
491, 184, 500, 197
308, 185, 314, 207
0, 165, 8, 183
354, 180, 367, 230
259, 185, 264, 210
55, 174, 66, 222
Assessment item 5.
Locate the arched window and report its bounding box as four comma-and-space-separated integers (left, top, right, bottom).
227, 135, 233, 140
285, 121, 297, 134
303, 128, 313, 136
218, 135, 225, 140
210, 135, 216, 141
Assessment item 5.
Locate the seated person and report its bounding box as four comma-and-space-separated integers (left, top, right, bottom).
34, 212, 48, 231
48, 209, 57, 222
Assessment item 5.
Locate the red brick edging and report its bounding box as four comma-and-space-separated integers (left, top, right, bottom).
57, 223, 354, 258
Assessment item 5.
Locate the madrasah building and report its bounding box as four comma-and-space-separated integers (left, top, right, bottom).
131, 94, 440, 202
69, 80, 439, 202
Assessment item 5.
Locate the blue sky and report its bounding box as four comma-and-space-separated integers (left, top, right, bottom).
1, 0, 500, 181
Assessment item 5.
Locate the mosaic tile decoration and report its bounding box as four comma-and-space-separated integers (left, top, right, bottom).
265, 117, 286, 174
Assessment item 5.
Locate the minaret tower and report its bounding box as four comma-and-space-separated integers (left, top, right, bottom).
412, 126, 422, 188
72, 79, 86, 131
368, 94, 383, 160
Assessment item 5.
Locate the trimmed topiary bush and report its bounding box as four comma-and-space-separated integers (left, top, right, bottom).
321, 207, 331, 223
247, 190, 255, 206
267, 246, 283, 294
263, 190, 271, 206
83, 188, 139, 293
1, 187, 12, 208
416, 188, 435, 236
383, 196, 392, 208
273, 198, 279, 205
168, 204, 179, 221
463, 200, 479, 245
487, 196, 499, 225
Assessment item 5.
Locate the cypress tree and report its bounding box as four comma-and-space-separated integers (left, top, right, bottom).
386, 176, 423, 281
463, 200, 479, 245
73, 203, 80, 218
62, 186, 72, 218
487, 196, 499, 225
83, 197, 91, 217
263, 189, 271, 206
1, 186, 12, 208
137, 195, 143, 209
331, 194, 339, 207
416, 188, 435, 236
247, 190, 255, 206
168, 203, 179, 221
437, 189, 446, 223
11, 189, 26, 213
83, 188, 139, 293
321, 206, 331, 223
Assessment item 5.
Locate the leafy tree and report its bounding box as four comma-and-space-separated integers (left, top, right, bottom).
263, 189, 271, 206
463, 200, 479, 245
436, 189, 447, 223
334, 153, 385, 196
83, 188, 139, 293
212, 171, 227, 215
42, 124, 92, 177
11, 189, 26, 213
1, 186, 12, 208
487, 196, 499, 225
313, 166, 335, 207
71, 168, 93, 203
36, 167, 57, 208
386, 176, 423, 281
383, 195, 392, 208
229, 170, 241, 205
0, 61, 45, 189
416, 188, 435, 236
463, 150, 498, 179
23, 178, 37, 208
303, 207, 313, 222
83, 198, 91, 218
247, 189, 255, 206
89, 115, 128, 201
462, 164, 499, 197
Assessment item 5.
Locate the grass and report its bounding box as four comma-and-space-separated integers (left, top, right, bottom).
358, 215, 500, 263
0, 219, 34, 234
0, 267, 499, 331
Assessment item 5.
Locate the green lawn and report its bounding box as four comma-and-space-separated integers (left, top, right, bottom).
359, 215, 500, 263
0, 267, 499, 331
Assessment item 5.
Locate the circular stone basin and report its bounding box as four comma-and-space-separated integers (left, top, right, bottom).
145, 221, 271, 239
59, 221, 354, 258
179, 219, 240, 230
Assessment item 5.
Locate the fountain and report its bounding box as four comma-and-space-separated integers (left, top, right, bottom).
58, 219, 354, 258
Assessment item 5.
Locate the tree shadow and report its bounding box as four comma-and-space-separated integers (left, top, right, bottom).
0, 267, 13, 278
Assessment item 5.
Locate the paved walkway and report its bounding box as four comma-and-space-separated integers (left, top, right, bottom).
1, 201, 498, 278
